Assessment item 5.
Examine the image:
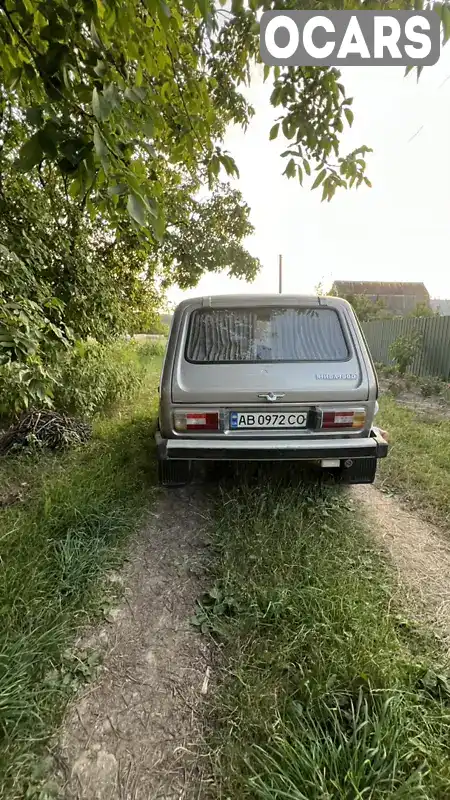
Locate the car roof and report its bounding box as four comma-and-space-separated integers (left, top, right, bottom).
174, 294, 350, 310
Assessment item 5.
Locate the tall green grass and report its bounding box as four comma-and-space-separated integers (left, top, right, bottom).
205, 476, 450, 798
0, 350, 162, 799
377, 396, 450, 530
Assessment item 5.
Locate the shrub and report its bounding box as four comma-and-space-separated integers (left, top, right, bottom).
419, 377, 445, 398
136, 340, 166, 360
52, 340, 144, 418
386, 378, 404, 397
388, 332, 422, 376
0, 360, 56, 420
0, 339, 147, 423
403, 373, 419, 391
374, 363, 397, 378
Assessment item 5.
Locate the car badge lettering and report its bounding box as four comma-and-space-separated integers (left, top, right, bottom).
315, 373, 357, 380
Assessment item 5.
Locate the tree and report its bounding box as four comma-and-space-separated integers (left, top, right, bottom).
0, 115, 261, 338
343, 294, 393, 323
0, 99, 260, 411
408, 303, 439, 318
389, 331, 423, 376
314, 284, 393, 322
3, 0, 437, 240
0, 0, 246, 242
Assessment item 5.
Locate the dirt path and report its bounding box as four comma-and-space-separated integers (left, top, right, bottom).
56, 489, 212, 800
353, 484, 450, 647
54, 476, 450, 798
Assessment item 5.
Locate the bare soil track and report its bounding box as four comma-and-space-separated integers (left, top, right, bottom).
55, 476, 450, 799
354, 484, 450, 648
56, 488, 212, 800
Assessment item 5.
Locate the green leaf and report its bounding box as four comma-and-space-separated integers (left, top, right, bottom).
442, 5, 450, 42
92, 88, 101, 119
159, 0, 171, 17
132, 86, 147, 101
196, 0, 209, 19
363, 177, 372, 188
143, 142, 157, 157
297, 164, 303, 185
311, 169, 326, 190
107, 183, 128, 196
25, 107, 44, 127
58, 157, 78, 174
209, 154, 220, 179
284, 158, 296, 179
93, 125, 108, 158
263, 64, 270, 82
94, 60, 107, 78
127, 193, 147, 226
37, 128, 58, 159
282, 117, 296, 140
303, 159, 311, 177
144, 196, 158, 218
321, 181, 329, 202
151, 214, 165, 242
90, 19, 102, 49
9, 68, 22, 92
17, 134, 43, 171
219, 153, 239, 177
124, 87, 146, 103
104, 83, 120, 109
344, 108, 354, 127
269, 123, 279, 141
143, 120, 155, 138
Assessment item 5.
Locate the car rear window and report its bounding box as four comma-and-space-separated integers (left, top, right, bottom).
185, 307, 349, 363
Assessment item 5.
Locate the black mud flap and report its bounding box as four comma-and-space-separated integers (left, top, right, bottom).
338, 457, 378, 485
158, 457, 192, 488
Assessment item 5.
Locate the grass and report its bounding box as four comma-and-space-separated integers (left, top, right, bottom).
203, 473, 450, 799
377, 395, 450, 530
0, 345, 163, 799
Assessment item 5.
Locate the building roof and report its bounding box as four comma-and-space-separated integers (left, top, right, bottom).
332, 281, 430, 298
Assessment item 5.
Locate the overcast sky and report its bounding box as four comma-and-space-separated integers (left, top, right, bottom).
167, 49, 450, 305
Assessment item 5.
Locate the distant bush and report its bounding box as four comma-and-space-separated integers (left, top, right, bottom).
419, 377, 445, 398
136, 340, 166, 360
375, 363, 397, 377
389, 332, 422, 376
386, 378, 404, 397
408, 303, 439, 319
52, 340, 144, 418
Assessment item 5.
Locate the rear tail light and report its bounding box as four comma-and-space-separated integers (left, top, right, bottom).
173, 411, 219, 432
322, 410, 366, 429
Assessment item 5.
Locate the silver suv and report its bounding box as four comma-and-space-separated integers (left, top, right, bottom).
155, 294, 388, 486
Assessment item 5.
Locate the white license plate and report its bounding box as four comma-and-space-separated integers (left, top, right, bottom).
230, 411, 308, 429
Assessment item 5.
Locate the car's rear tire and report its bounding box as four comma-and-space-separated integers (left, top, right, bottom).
158, 457, 192, 487
338, 457, 378, 485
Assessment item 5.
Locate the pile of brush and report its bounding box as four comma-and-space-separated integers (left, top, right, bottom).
0, 411, 92, 455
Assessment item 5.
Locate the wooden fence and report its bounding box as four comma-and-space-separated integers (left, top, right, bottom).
362, 316, 450, 379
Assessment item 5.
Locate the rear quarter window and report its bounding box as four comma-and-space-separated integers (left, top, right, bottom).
185, 307, 350, 363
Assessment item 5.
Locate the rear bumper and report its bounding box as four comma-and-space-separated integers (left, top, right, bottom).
155, 429, 388, 462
